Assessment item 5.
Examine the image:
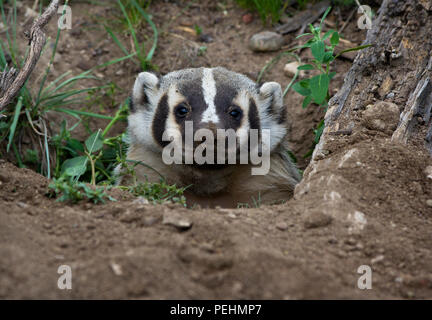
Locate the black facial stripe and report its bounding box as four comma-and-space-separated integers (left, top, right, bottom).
128, 95, 135, 112
214, 83, 240, 130
265, 94, 274, 114
278, 105, 287, 124
152, 94, 169, 147
248, 98, 261, 130
176, 81, 207, 134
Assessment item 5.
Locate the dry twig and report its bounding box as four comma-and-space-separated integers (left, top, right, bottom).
0, 0, 59, 110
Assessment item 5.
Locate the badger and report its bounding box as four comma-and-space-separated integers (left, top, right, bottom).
116, 67, 301, 208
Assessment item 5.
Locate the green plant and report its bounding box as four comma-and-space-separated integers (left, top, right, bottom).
106, 0, 158, 71
291, 7, 370, 149
48, 177, 116, 204
0, 0, 134, 178
122, 180, 188, 207
53, 101, 129, 185
235, 0, 287, 25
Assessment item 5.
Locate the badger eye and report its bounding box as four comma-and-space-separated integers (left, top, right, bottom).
175, 104, 190, 118
228, 107, 242, 119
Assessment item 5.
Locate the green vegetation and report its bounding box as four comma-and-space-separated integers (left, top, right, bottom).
236, 0, 285, 24
236, 0, 357, 25
292, 7, 369, 151
106, 0, 158, 71
0, 0, 185, 205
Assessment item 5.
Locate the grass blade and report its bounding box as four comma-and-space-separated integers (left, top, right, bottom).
6, 96, 23, 152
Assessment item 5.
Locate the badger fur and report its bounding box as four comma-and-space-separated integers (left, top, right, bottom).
116, 67, 301, 208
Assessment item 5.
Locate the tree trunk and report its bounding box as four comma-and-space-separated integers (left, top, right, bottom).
294, 0, 432, 231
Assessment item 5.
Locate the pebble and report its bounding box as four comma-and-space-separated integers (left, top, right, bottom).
425, 166, 432, 179
162, 211, 192, 231
283, 61, 303, 78
426, 199, 432, 207
0, 172, 9, 183
198, 33, 213, 43
249, 31, 284, 52
110, 262, 123, 276
275, 221, 288, 231
132, 197, 149, 205
371, 254, 385, 264
304, 211, 333, 229
17, 202, 29, 209
242, 13, 253, 24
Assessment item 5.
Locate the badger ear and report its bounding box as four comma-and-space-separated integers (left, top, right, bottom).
130, 72, 160, 112
258, 81, 285, 121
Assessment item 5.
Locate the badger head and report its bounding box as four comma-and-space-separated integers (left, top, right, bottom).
128, 67, 287, 170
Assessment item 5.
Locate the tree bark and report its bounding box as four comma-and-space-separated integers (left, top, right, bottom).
0, 0, 59, 110
294, 0, 432, 230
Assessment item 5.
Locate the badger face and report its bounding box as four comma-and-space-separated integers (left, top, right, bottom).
128, 67, 287, 169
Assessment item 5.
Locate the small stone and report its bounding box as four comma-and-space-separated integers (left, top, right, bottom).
425, 166, 432, 179
110, 262, 123, 276
276, 221, 288, 231
198, 33, 213, 43
242, 13, 253, 24
284, 61, 303, 78
249, 31, 284, 52
362, 101, 400, 134
371, 254, 385, 264
115, 69, 125, 76
345, 237, 357, 245
386, 92, 395, 99
304, 211, 333, 229
17, 201, 29, 209
0, 172, 9, 183
43, 223, 52, 229
162, 211, 192, 231
76, 61, 93, 71
426, 199, 432, 207
142, 216, 160, 226
132, 197, 149, 205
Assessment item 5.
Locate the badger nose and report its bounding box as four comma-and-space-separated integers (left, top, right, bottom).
206, 121, 218, 135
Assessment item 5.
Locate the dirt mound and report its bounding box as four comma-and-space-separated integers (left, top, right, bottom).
1, 143, 431, 299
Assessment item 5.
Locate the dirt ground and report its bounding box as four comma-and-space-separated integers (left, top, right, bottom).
1, 0, 432, 299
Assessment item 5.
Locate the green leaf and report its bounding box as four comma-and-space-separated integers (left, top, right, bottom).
311, 41, 325, 63
320, 6, 332, 30
328, 72, 336, 80
314, 120, 325, 144
322, 30, 335, 40
66, 138, 84, 155
292, 80, 311, 97
85, 130, 103, 153
62, 156, 88, 177
296, 33, 312, 39
7, 96, 23, 152
322, 51, 335, 63
335, 44, 372, 59
309, 74, 329, 105
298, 64, 315, 71
302, 96, 312, 109
330, 32, 340, 47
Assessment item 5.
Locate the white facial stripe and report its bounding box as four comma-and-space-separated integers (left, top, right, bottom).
201, 68, 220, 123
166, 85, 184, 132
233, 90, 250, 131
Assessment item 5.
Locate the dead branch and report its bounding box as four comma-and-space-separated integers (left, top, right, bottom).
0, 0, 59, 110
